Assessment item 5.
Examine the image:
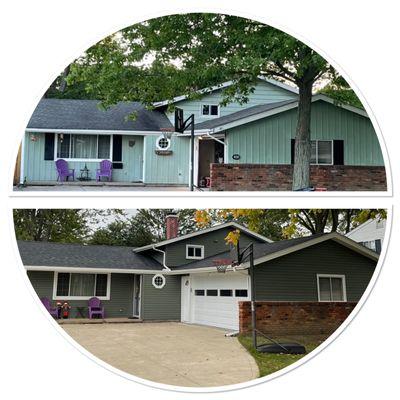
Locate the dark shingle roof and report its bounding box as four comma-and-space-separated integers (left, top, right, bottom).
173, 234, 326, 270
27, 98, 173, 132
195, 100, 296, 130
18, 241, 162, 271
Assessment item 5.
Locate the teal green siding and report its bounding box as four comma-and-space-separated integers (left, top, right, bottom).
111, 135, 143, 182
254, 240, 376, 302
27, 271, 135, 318
227, 100, 384, 166
140, 274, 181, 320
164, 228, 265, 267
165, 81, 297, 124
143, 135, 189, 185
23, 133, 144, 182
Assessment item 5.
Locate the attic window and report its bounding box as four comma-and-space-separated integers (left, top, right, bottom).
186, 244, 204, 260
201, 104, 219, 117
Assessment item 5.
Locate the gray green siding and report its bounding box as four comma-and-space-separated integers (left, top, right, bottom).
227, 100, 384, 166
23, 133, 144, 183
165, 81, 297, 124
164, 228, 264, 267
27, 271, 135, 318
140, 274, 181, 320
254, 240, 376, 302
143, 135, 189, 185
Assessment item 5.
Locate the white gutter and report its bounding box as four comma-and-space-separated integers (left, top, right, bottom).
204, 131, 225, 146
25, 266, 164, 274
25, 128, 166, 136
151, 246, 171, 272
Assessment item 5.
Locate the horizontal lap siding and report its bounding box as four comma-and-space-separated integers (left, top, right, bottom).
165, 229, 262, 267
27, 271, 134, 318
141, 275, 181, 320
227, 101, 384, 166
143, 136, 189, 184
165, 81, 297, 123
254, 240, 376, 302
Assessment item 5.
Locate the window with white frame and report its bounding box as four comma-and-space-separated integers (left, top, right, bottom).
155, 135, 171, 151
310, 140, 333, 165
201, 104, 219, 117
317, 274, 346, 302
152, 274, 166, 289
54, 272, 110, 300
186, 244, 204, 260
56, 134, 111, 160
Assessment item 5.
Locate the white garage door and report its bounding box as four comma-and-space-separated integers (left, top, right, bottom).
184, 272, 250, 331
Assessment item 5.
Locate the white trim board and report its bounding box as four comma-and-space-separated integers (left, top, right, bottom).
237, 232, 379, 269
25, 128, 165, 136
152, 76, 299, 108
134, 221, 273, 253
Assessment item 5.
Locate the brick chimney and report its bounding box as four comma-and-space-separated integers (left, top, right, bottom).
166, 214, 179, 240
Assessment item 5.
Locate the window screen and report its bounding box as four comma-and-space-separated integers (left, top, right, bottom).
56, 273, 70, 297
95, 274, 108, 297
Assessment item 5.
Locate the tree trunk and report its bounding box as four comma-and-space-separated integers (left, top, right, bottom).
292, 79, 313, 190
59, 65, 70, 93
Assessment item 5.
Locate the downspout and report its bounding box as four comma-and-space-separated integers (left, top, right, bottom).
205, 131, 225, 146
19, 132, 26, 185
152, 246, 171, 272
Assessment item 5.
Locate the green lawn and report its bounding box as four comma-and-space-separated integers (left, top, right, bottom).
238, 334, 327, 377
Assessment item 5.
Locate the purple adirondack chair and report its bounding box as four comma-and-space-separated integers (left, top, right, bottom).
40, 297, 59, 319
88, 297, 105, 319
96, 160, 112, 182
55, 159, 75, 181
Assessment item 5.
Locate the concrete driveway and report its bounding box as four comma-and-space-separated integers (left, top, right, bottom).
62, 322, 258, 387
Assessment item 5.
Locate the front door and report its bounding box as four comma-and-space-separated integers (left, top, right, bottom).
133, 275, 142, 318
181, 276, 191, 322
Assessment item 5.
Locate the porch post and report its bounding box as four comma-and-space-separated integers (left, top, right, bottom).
190, 114, 195, 191
249, 243, 257, 349
19, 132, 26, 185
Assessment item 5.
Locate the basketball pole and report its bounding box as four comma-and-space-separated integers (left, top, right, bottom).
190, 114, 194, 192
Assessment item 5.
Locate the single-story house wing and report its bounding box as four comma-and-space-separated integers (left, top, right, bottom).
19, 217, 378, 330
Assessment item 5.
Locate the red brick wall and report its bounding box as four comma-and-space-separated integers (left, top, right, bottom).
239, 301, 357, 336
210, 164, 387, 191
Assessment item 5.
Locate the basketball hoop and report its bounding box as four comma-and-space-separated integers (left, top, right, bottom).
213, 258, 232, 273
160, 127, 174, 140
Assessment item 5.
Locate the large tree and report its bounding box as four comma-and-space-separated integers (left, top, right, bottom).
66, 13, 345, 189
13, 209, 123, 243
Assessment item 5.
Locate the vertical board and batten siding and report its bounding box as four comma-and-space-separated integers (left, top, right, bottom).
27, 271, 135, 318
227, 101, 384, 166
164, 228, 264, 267
254, 240, 376, 302
165, 81, 297, 124
140, 274, 181, 320
23, 133, 144, 182
143, 135, 190, 184
112, 135, 143, 182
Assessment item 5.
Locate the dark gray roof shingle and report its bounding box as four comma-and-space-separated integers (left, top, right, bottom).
18, 241, 162, 271
195, 100, 296, 130
173, 234, 326, 270
27, 98, 173, 132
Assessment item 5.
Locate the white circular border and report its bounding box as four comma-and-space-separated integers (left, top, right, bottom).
152, 273, 166, 289
155, 135, 171, 151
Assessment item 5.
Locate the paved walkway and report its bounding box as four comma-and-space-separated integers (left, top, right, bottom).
62, 322, 258, 387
